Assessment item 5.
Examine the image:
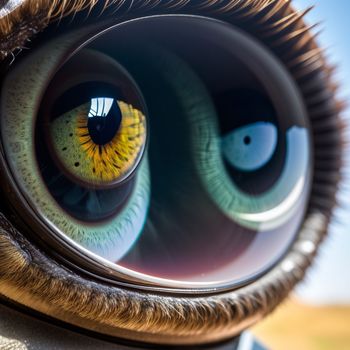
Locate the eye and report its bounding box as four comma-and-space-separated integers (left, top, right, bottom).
221, 121, 278, 172
40, 49, 148, 192
193, 85, 309, 232
0, 15, 311, 288
49, 92, 146, 187
2, 44, 150, 262
38, 49, 149, 261
0, 2, 342, 346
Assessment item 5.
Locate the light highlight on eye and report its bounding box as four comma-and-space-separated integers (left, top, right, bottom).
88, 97, 114, 117
51, 98, 146, 186
222, 122, 278, 172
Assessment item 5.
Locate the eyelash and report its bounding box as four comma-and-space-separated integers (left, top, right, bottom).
0, 0, 343, 345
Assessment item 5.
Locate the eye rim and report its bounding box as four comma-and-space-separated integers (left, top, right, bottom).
0, 14, 312, 293
0, 1, 343, 346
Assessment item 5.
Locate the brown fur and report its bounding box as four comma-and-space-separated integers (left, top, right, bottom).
0, 0, 344, 345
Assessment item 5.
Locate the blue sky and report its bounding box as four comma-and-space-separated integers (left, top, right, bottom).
292, 0, 350, 305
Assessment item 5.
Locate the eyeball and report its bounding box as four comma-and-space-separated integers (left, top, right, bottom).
1, 15, 312, 291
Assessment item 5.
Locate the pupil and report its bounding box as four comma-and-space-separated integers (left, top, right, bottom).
243, 135, 251, 145
87, 97, 122, 145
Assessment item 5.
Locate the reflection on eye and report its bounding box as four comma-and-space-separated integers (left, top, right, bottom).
0, 16, 312, 290
222, 122, 278, 172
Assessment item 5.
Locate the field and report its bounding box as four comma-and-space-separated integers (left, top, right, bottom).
253, 298, 350, 350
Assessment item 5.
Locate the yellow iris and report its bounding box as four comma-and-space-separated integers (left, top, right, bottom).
50, 101, 146, 186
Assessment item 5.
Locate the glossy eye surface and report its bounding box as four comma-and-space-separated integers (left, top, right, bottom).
0, 16, 312, 291
193, 86, 309, 232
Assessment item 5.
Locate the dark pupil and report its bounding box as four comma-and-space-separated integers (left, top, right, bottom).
243, 135, 251, 145
87, 98, 122, 145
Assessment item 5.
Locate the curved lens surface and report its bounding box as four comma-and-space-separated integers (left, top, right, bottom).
1, 16, 311, 289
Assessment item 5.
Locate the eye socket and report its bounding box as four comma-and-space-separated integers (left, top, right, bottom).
0, 15, 312, 291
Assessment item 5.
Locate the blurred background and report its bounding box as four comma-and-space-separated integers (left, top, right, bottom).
253, 1, 350, 349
